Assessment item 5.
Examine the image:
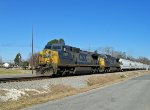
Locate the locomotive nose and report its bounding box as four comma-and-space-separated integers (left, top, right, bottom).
44, 50, 51, 57
38, 50, 52, 64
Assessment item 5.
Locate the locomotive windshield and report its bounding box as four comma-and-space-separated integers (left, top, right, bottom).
45, 45, 52, 49
44, 44, 63, 51
52, 45, 62, 50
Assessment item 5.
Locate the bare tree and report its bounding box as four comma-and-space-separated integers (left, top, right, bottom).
137, 57, 150, 65
113, 51, 127, 59
96, 46, 150, 65
28, 53, 39, 69
98, 47, 114, 55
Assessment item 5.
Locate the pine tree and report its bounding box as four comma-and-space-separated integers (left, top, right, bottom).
14, 53, 22, 66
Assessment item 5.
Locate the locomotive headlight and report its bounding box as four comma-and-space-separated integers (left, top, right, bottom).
42, 50, 51, 58
45, 53, 50, 58
45, 50, 51, 58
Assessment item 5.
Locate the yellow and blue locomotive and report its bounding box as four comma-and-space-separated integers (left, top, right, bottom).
35, 43, 120, 76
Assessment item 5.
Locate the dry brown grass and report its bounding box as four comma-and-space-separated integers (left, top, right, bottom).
0, 90, 8, 96
50, 84, 76, 94
87, 70, 150, 86
0, 70, 150, 110
87, 74, 121, 86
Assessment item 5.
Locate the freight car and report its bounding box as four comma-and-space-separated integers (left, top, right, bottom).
119, 58, 150, 71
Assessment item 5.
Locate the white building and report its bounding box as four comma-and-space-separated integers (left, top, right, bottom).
3, 63, 10, 69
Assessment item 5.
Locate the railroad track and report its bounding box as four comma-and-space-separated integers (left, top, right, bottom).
0, 76, 50, 83
0, 71, 125, 83
0, 70, 143, 83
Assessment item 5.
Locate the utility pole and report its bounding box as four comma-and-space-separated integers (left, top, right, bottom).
0, 56, 2, 64
32, 27, 34, 74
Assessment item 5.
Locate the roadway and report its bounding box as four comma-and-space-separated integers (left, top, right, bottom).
24, 74, 150, 110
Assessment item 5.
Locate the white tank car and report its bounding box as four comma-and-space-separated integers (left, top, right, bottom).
119, 58, 132, 70
144, 64, 150, 70
148, 65, 150, 70
119, 58, 150, 70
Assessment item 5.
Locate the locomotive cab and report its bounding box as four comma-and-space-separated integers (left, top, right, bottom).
36, 43, 75, 76
36, 44, 61, 76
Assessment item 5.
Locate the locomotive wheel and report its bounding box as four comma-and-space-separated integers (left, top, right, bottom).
41, 67, 54, 76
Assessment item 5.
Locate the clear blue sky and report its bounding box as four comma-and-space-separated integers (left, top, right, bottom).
0, 0, 150, 61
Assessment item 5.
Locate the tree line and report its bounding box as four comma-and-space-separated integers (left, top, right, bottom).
97, 46, 150, 65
